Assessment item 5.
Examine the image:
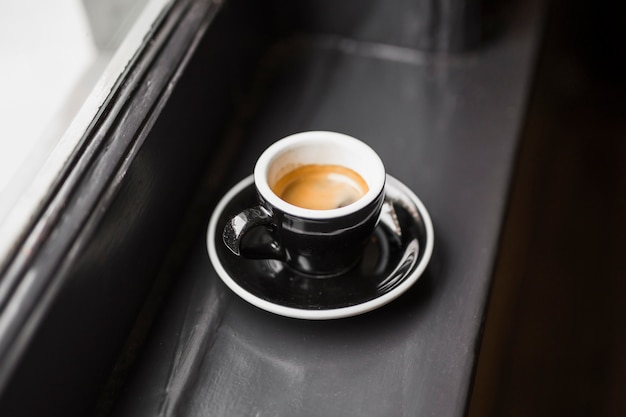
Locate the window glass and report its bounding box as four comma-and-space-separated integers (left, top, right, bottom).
0, 0, 171, 265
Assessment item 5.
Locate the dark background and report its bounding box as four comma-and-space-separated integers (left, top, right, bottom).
471, 0, 626, 416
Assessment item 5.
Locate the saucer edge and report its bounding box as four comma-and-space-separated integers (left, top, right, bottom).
206, 175, 434, 320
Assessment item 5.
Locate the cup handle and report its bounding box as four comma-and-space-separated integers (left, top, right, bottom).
222, 206, 283, 259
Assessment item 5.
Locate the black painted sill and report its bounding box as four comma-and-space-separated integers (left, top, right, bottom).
0, 1, 543, 416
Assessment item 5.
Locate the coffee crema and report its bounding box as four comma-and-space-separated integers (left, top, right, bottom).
271, 164, 369, 210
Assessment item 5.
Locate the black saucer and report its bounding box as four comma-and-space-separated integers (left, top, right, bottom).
207, 175, 434, 320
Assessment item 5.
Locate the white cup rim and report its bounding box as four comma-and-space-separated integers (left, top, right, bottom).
254, 131, 385, 220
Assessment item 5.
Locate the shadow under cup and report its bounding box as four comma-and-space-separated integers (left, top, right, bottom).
223, 131, 386, 276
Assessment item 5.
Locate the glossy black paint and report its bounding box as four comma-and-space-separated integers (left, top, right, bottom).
267, 0, 481, 52
109, 0, 542, 414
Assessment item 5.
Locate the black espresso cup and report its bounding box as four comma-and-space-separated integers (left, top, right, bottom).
223, 131, 386, 276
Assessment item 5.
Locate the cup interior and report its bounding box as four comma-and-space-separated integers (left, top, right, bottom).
255, 131, 385, 218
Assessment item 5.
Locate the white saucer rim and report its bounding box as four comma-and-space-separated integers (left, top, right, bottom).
206, 174, 434, 320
